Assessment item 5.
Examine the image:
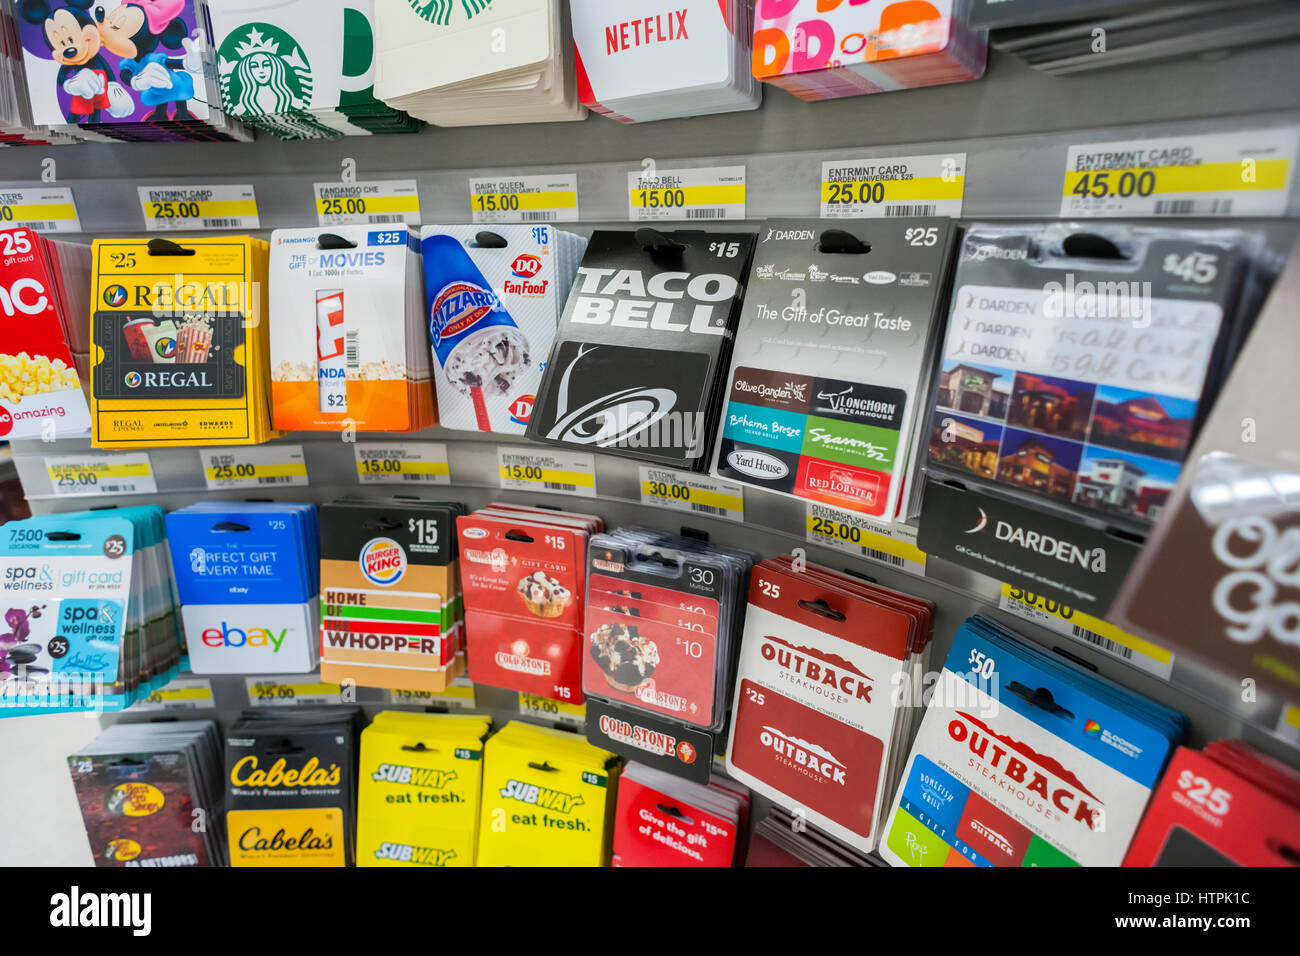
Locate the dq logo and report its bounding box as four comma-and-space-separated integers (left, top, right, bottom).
509, 394, 534, 426
361, 537, 407, 586
103, 285, 129, 307
123, 371, 142, 388
511, 254, 542, 279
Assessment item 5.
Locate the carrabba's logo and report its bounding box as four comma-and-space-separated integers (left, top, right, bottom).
498, 779, 584, 814
948, 710, 1104, 829
760, 635, 874, 702
370, 764, 457, 789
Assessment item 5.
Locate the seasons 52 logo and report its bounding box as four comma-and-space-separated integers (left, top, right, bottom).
499, 779, 584, 814
360, 537, 407, 586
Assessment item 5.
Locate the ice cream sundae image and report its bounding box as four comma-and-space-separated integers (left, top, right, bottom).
589, 621, 659, 692
517, 570, 570, 618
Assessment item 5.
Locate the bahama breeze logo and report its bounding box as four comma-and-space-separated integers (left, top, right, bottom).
103, 285, 129, 307
430, 282, 500, 346
360, 537, 407, 586
123, 371, 142, 388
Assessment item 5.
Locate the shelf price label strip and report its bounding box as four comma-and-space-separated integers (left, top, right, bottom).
997, 582, 1174, 680
388, 680, 475, 709
354, 442, 450, 484
138, 184, 261, 231
518, 691, 585, 728
469, 174, 579, 223
820, 153, 966, 219
1060, 128, 1299, 217
0, 187, 80, 232
45, 453, 156, 497
128, 678, 215, 712
245, 676, 342, 707
628, 165, 746, 221
496, 447, 597, 497
201, 445, 308, 490
638, 466, 744, 522
314, 179, 421, 226
804, 503, 927, 576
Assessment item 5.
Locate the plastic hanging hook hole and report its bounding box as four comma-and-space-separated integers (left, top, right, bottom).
146, 238, 196, 257
817, 229, 871, 255
317, 233, 358, 250
474, 231, 509, 249
1061, 232, 1128, 260
211, 521, 251, 533
635, 227, 686, 256
528, 761, 558, 773
797, 598, 846, 622
504, 530, 535, 543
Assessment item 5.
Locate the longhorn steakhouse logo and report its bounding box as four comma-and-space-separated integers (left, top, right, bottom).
948, 710, 1105, 830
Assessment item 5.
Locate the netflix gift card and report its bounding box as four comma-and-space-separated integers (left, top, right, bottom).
458, 511, 590, 702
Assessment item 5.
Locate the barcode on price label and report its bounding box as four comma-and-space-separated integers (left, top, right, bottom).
245, 676, 342, 707
200, 444, 307, 490
470, 174, 579, 224
128, 678, 215, 712
497, 447, 596, 498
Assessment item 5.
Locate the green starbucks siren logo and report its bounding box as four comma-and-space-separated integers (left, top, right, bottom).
406, 0, 494, 27
217, 23, 313, 118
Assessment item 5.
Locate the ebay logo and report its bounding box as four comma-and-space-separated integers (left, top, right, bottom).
200, 621, 287, 652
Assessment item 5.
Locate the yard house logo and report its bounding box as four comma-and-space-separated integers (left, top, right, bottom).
360, 537, 407, 586
230, 755, 340, 788
373, 842, 456, 866
371, 763, 457, 789
123, 371, 142, 388
498, 778, 584, 814
103, 285, 129, 307
760, 635, 874, 703
726, 448, 788, 479
758, 725, 847, 785
430, 282, 499, 345
49, 886, 151, 936
406, 0, 493, 28
948, 710, 1103, 829
864, 271, 897, 285
218, 24, 313, 120
0, 278, 48, 316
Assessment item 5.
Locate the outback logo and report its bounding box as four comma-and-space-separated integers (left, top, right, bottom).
49, 886, 151, 936
498, 779, 584, 814
371, 764, 458, 789
759, 726, 847, 784
760, 636, 874, 702
969, 818, 1015, 857
863, 271, 897, 285
966, 514, 1108, 573
509, 394, 534, 426
0, 278, 48, 316
967, 243, 1029, 262
763, 228, 815, 242
373, 842, 456, 866
511, 254, 542, 278
726, 449, 788, 479
360, 537, 407, 586
949, 711, 1103, 829
123, 371, 142, 388
103, 285, 129, 307
430, 281, 499, 345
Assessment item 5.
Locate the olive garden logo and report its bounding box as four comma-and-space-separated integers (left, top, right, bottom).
406, 0, 494, 27
217, 24, 313, 119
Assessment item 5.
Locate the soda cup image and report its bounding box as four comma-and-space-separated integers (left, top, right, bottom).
122, 318, 156, 362
316, 289, 347, 413
423, 233, 531, 432
175, 322, 212, 364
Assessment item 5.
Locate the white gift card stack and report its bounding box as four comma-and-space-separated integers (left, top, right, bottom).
206, 0, 420, 140
570, 0, 760, 124
373, 0, 585, 127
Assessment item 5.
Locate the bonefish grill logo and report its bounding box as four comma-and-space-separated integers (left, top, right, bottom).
760, 636, 873, 702
948, 710, 1103, 829
499, 779, 584, 814
229, 756, 341, 788
759, 725, 847, 784
371, 764, 457, 789
373, 842, 456, 866
430, 281, 500, 345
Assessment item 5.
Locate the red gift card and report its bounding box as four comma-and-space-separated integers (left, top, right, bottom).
583, 603, 717, 727
588, 573, 720, 626
612, 776, 738, 867
730, 679, 883, 840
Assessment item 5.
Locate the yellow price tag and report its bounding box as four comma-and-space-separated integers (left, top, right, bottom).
46, 453, 156, 497
804, 503, 927, 575
138, 185, 260, 231
497, 447, 597, 497
519, 692, 585, 726
201, 445, 307, 490
246, 678, 342, 706
470, 174, 580, 223
820, 154, 966, 219
639, 466, 744, 522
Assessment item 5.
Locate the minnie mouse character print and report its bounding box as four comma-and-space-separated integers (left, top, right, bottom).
93, 0, 203, 122
19, 0, 133, 124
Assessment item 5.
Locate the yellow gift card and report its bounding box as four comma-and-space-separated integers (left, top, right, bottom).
90, 236, 278, 447
477, 721, 621, 867
357, 712, 491, 867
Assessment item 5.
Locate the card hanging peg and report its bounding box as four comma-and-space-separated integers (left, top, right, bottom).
1060, 232, 1127, 259
474, 231, 509, 249
816, 229, 870, 255
147, 238, 195, 257
317, 233, 358, 250
635, 227, 686, 259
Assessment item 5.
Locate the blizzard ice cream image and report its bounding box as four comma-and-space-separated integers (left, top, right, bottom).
443, 326, 531, 399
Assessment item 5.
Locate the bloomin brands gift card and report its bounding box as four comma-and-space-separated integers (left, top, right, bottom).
476, 721, 621, 867
528, 229, 755, 471
356, 712, 491, 867
319, 499, 464, 692
90, 236, 276, 447
269, 226, 432, 431
715, 219, 956, 519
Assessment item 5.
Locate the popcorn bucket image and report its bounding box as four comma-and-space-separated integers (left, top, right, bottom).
176, 324, 212, 364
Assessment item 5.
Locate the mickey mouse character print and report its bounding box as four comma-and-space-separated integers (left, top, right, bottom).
19, 0, 133, 124
93, 0, 204, 122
